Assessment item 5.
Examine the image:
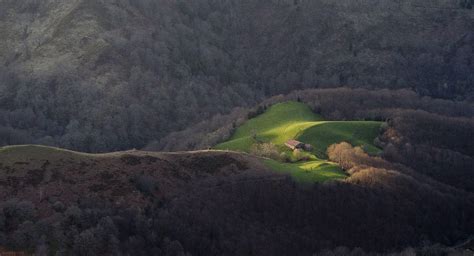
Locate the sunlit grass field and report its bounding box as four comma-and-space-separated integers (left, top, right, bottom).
264, 159, 347, 183
215, 101, 382, 183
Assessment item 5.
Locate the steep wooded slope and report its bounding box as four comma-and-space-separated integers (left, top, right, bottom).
0, 0, 473, 152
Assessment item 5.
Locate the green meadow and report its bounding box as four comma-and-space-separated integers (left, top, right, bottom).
215, 102, 382, 183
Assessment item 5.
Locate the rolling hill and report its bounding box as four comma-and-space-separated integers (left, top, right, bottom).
0, 144, 273, 215
215, 101, 382, 182
0, 144, 472, 255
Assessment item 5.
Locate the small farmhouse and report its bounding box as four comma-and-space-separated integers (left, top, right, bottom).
285, 139, 304, 150
285, 140, 313, 151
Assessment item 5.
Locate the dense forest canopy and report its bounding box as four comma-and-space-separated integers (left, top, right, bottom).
0, 0, 473, 152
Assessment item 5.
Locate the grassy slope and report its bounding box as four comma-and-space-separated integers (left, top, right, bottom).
264, 159, 346, 183
215, 102, 382, 183
216, 102, 323, 152
297, 121, 382, 157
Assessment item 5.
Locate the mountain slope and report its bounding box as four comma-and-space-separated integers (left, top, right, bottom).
0, 0, 473, 152
0, 144, 472, 255
0, 144, 270, 215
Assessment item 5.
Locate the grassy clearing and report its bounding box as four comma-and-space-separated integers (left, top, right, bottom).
215, 102, 323, 152
264, 159, 346, 183
215, 101, 382, 183
297, 121, 382, 158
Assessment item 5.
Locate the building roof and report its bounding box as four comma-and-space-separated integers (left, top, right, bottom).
285, 139, 303, 147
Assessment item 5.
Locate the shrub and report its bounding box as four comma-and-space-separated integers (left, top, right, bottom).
53, 201, 66, 213
250, 143, 283, 161
247, 106, 267, 119
132, 175, 157, 196
291, 149, 310, 162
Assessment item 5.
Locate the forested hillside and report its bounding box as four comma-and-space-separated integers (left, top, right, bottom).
0, 145, 472, 255
0, 0, 473, 152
